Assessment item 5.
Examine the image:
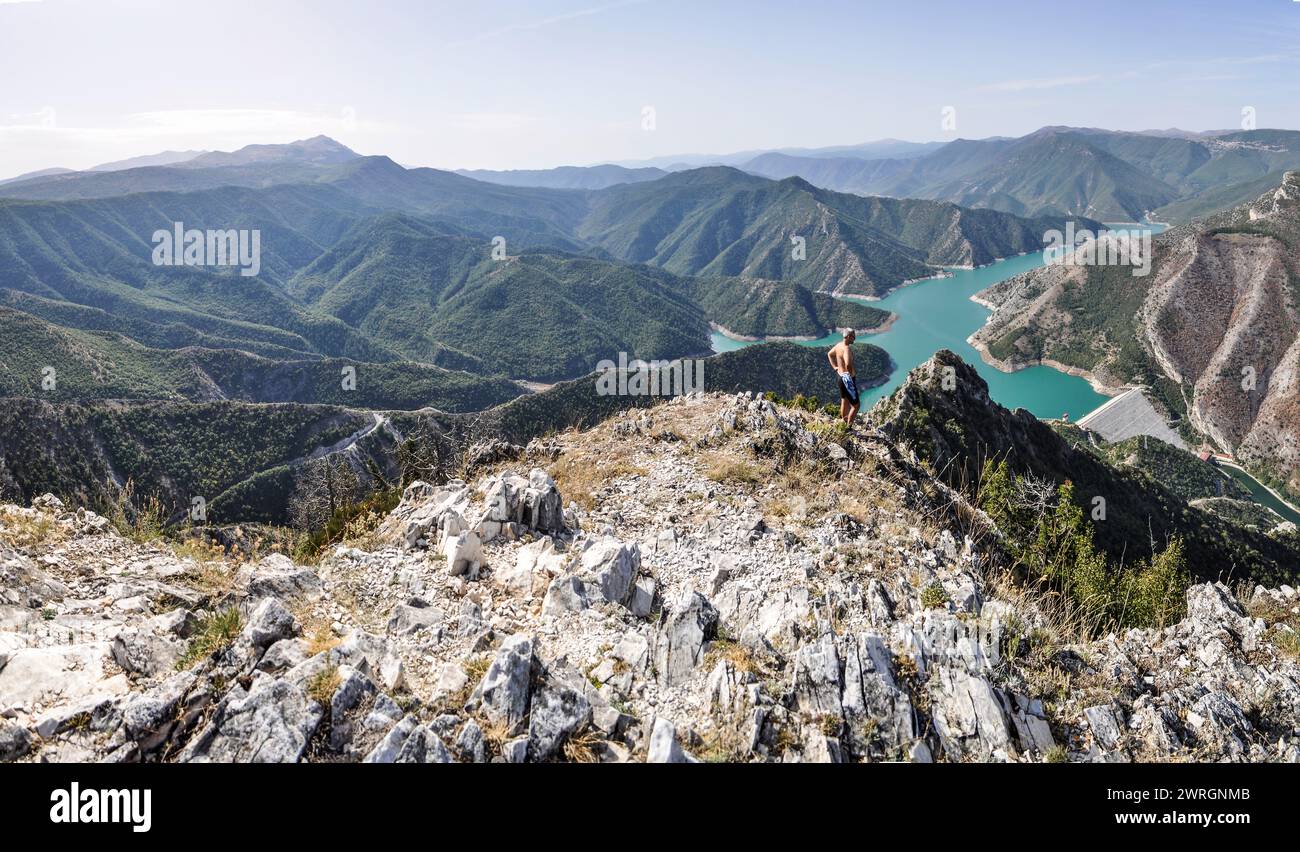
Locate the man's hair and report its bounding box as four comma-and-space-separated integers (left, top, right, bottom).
844, 329, 856, 341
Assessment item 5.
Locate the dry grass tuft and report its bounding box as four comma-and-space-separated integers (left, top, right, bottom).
0, 507, 63, 549
290, 603, 340, 656
561, 730, 604, 763
704, 638, 763, 675
698, 723, 752, 763
177, 607, 243, 669
178, 543, 239, 600
703, 453, 763, 485
306, 665, 341, 706
549, 450, 646, 510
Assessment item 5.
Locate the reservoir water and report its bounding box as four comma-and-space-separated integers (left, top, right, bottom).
711, 225, 1166, 420
1221, 465, 1300, 526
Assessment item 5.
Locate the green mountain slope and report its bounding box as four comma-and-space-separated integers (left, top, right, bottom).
290, 216, 711, 382
690, 276, 890, 338
578, 167, 1086, 296
0, 306, 522, 411
0, 184, 401, 360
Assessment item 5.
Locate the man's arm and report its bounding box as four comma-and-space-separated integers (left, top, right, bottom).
827, 346, 841, 373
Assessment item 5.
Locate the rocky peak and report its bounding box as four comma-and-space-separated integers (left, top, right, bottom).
874, 348, 1070, 481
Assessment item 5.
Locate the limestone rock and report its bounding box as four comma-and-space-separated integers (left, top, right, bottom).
180, 678, 322, 763
443, 531, 482, 577
792, 633, 842, 720
386, 600, 443, 637
111, 628, 182, 677
646, 717, 700, 763
655, 590, 718, 687
245, 597, 298, 650
248, 556, 322, 601
0, 721, 32, 762
528, 680, 591, 761
542, 574, 590, 616
579, 536, 640, 606
0, 643, 129, 714
469, 634, 534, 734
929, 667, 1013, 761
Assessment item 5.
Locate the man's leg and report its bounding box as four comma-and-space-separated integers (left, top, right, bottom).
847, 403, 859, 427
840, 397, 850, 424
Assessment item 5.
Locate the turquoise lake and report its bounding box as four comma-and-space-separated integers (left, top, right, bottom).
711, 225, 1166, 420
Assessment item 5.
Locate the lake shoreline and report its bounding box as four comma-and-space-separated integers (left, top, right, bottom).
713, 245, 1124, 419
843, 250, 1042, 301
709, 311, 898, 343
964, 333, 1127, 398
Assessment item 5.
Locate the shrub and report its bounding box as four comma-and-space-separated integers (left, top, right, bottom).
291, 488, 401, 563
920, 582, 949, 609
108, 478, 169, 543
979, 459, 1190, 632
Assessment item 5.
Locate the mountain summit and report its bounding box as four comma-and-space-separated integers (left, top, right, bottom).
184, 135, 360, 168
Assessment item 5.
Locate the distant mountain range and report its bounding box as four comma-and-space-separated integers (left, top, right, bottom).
454, 164, 668, 190
435, 127, 1300, 225
0, 150, 207, 187
0, 135, 1084, 394
739, 127, 1300, 223
11, 127, 1297, 224
449, 140, 945, 189
607, 138, 948, 170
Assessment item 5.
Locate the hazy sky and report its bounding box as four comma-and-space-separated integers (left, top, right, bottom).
3, 0, 1299, 177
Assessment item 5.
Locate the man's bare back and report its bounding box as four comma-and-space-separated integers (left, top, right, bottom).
828, 340, 855, 375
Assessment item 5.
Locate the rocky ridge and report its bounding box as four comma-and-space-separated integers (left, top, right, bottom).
2, 388, 1298, 763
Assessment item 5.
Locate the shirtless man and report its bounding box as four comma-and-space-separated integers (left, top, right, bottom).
827, 329, 859, 427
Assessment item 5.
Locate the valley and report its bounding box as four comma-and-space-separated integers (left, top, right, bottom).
2, 135, 1294, 534
2, 119, 1299, 773
710, 245, 1119, 418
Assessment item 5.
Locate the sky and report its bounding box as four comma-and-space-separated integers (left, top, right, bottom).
2, 0, 1299, 177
